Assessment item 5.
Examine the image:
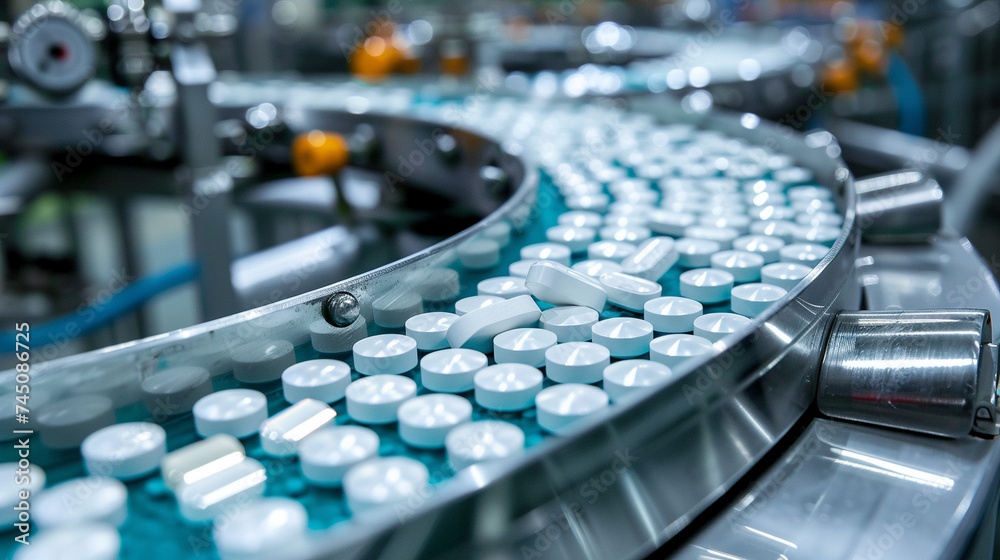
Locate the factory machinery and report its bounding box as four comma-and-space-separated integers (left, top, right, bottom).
0, 1, 999, 559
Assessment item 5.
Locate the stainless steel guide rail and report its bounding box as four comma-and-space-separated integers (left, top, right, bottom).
3, 89, 998, 560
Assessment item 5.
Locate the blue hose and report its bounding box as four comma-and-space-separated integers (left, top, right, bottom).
887, 52, 926, 137
3, 262, 199, 349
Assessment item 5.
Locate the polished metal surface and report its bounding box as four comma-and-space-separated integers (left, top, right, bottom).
819, 310, 998, 438
675, 419, 1000, 560
855, 170, 944, 244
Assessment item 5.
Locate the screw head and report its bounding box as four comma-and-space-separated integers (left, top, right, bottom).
323, 291, 360, 328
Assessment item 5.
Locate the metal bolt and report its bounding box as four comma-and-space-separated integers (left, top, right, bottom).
323, 291, 360, 328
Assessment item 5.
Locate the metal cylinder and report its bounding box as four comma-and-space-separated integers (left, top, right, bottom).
818, 309, 999, 438
855, 170, 942, 243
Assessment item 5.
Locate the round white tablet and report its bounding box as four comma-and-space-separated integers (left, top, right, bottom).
0, 463, 45, 526
546, 225, 596, 253
675, 238, 722, 268
372, 292, 423, 328
81, 422, 166, 480
282, 359, 352, 403
796, 211, 843, 228
493, 328, 558, 367
37, 395, 116, 450
535, 384, 609, 435
455, 295, 505, 316
483, 221, 512, 247
520, 242, 571, 266
445, 420, 525, 471
603, 360, 674, 402
232, 339, 295, 384
398, 394, 473, 448
458, 238, 500, 269
683, 225, 739, 249
693, 313, 753, 342
566, 193, 610, 212
193, 389, 268, 439
474, 364, 543, 411
414, 268, 461, 302
750, 220, 799, 243
679, 268, 735, 303
420, 348, 487, 393
599, 225, 652, 244
761, 262, 812, 291
141, 366, 212, 418
343, 457, 429, 514
213, 498, 308, 560
540, 306, 600, 342
35, 477, 128, 528
298, 426, 380, 487
405, 313, 459, 351
353, 334, 418, 376
13, 523, 120, 560
646, 209, 697, 237
731, 283, 788, 317
311, 316, 369, 354
545, 342, 611, 384
587, 240, 637, 262
644, 296, 703, 333
345, 375, 417, 424
572, 259, 623, 278
732, 234, 785, 264
710, 250, 764, 283
649, 334, 716, 369
779, 243, 828, 266
793, 225, 840, 246
558, 210, 603, 229
591, 318, 655, 358
478, 276, 530, 299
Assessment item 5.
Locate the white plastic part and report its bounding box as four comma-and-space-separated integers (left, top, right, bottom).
298, 426, 380, 487
343, 457, 429, 514
447, 295, 541, 352
397, 394, 473, 448
405, 312, 460, 350
591, 318, 655, 358
81, 422, 167, 480
545, 341, 611, 384
282, 359, 352, 403
603, 360, 674, 402
693, 313, 753, 342
525, 261, 607, 310
535, 384, 609, 435
446, 420, 525, 471
420, 348, 488, 393
679, 268, 735, 303
648, 334, 716, 369
193, 389, 268, 439
599, 271, 663, 312
353, 334, 418, 375
474, 363, 543, 411
345, 375, 417, 424
540, 306, 600, 342
258, 398, 337, 457
643, 296, 704, 333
